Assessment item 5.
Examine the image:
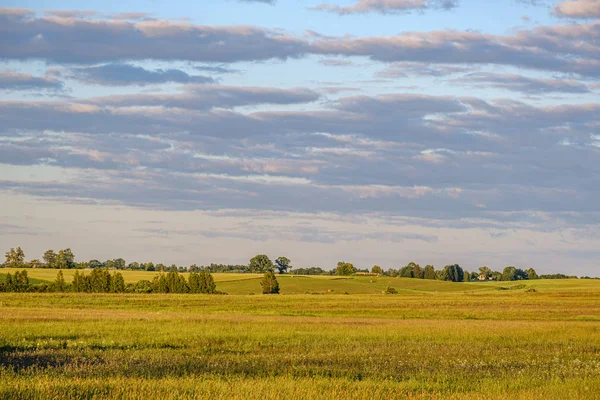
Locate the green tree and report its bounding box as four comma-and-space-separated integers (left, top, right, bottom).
43, 250, 58, 268
54, 270, 66, 292
56, 249, 76, 269
249, 255, 274, 273
128, 262, 140, 270
336, 261, 356, 276
152, 273, 168, 293
15, 270, 28, 286
72, 271, 85, 292
90, 269, 111, 292
371, 265, 383, 275
423, 265, 436, 280
526, 268, 539, 280
411, 262, 424, 279
443, 265, 464, 282
166, 271, 188, 293
260, 271, 280, 294
111, 272, 126, 293
188, 272, 201, 293
397, 262, 423, 279
89, 259, 103, 269
4, 247, 25, 268
200, 271, 216, 294
502, 266, 518, 281
275, 257, 291, 274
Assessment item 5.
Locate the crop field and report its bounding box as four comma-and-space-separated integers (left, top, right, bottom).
1, 277, 600, 399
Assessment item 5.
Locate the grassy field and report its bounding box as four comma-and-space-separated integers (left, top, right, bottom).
4, 267, 600, 295
1, 287, 600, 399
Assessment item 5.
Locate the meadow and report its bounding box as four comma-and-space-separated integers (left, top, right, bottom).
1, 271, 600, 399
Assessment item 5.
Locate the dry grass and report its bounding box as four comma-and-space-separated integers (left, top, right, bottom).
1, 291, 600, 398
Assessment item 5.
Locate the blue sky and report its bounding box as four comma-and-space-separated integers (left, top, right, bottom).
1, 0, 599, 275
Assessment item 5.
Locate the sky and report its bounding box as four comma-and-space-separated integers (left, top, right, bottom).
0, 0, 599, 275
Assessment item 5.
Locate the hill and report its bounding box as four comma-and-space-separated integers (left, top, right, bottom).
3, 268, 600, 294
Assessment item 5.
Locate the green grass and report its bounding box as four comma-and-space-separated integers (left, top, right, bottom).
1, 291, 600, 399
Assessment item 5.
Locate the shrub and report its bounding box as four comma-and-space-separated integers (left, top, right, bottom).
385, 286, 398, 294
260, 271, 280, 294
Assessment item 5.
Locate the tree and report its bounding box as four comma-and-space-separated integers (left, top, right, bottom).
336, 261, 356, 276
90, 269, 111, 292
275, 257, 291, 274
89, 259, 103, 269
410, 262, 424, 279
423, 265, 436, 280
5, 247, 25, 268
72, 271, 86, 292
54, 270, 66, 292
371, 265, 383, 275
14, 270, 29, 290
56, 249, 75, 269
443, 265, 464, 282
110, 272, 125, 292
526, 268, 539, 280
165, 271, 188, 293
152, 273, 168, 293
515, 268, 528, 280
112, 258, 126, 270
200, 271, 216, 294
502, 266, 518, 281
260, 271, 280, 294
249, 255, 274, 273
188, 271, 201, 293
127, 262, 139, 270
188, 271, 216, 294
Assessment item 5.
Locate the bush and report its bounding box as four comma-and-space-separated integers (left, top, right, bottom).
384, 286, 398, 294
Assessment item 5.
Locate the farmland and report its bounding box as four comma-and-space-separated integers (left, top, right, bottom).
1, 274, 600, 399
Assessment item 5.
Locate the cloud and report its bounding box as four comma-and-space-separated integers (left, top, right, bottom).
319, 59, 355, 66
194, 65, 240, 74
0, 9, 309, 64
43, 10, 97, 18
553, 0, 600, 18
81, 85, 321, 109
312, 0, 459, 15
0, 70, 64, 91
311, 23, 600, 77
377, 62, 475, 77
449, 72, 591, 94
63, 63, 216, 86
2, 8, 600, 78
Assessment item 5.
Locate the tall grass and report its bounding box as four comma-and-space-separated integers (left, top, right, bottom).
1, 292, 600, 398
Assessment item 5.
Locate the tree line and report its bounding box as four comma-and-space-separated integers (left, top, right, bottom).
0, 269, 221, 294
3, 247, 597, 281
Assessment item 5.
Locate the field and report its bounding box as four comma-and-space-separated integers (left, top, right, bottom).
1, 271, 600, 399
4, 267, 600, 294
